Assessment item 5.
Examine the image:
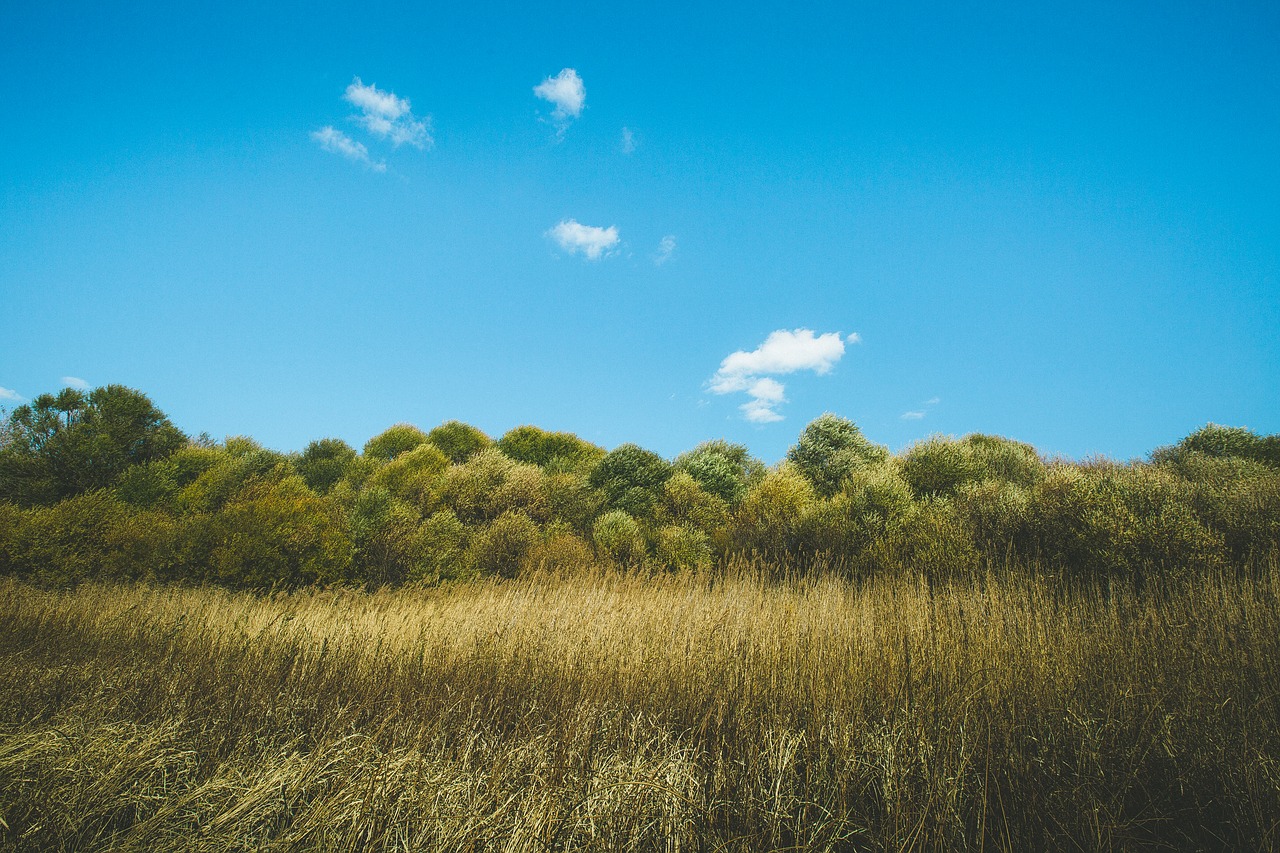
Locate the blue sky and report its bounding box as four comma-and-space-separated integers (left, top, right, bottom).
2, 0, 1278, 462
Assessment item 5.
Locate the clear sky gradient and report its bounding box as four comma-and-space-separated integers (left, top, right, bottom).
3, 1, 1278, 462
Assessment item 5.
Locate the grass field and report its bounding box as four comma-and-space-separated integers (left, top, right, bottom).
1, 563, 1277, 851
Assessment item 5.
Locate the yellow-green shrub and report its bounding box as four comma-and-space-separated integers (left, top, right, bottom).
465, 510, 540, 577
592, 509, 646, 565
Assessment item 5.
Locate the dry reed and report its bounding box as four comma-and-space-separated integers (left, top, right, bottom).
0, 561, 1277, 851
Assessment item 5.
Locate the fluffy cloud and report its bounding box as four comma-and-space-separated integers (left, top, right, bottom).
654, 234, 676, 265
534, 68, 586, 131
740, 377, 787, 423
311, 126, 386, 171
61, 376, 90, 390
344, 78, 431, 148
547, 219, 619, 260
709, 329, 856, 423
0, 386, 23, 402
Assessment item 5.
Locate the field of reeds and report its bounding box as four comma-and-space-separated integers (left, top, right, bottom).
1, 561, 1277, 851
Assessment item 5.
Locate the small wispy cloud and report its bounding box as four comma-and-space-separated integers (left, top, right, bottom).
654, 235, 676, 265
534, 68, 585, 135
61, 376, 90, 391
0, 387, 24, 402
620, 126, 636, 153
847, 332, 863, 344
313, 77, 430, 170
900, 396, 939, 421
343, 78, 432, 148
311, 126, 386, 171
709, 328, 856, 423
547, 219, 619, 260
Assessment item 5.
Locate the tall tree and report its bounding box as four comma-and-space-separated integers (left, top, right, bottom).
0, 385, 187, 506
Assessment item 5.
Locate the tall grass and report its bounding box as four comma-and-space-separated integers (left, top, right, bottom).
1, 561, 1277, 851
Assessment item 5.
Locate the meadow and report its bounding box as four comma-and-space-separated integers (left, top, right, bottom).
2, 561, 1277, 851
2, 387, 1279, 849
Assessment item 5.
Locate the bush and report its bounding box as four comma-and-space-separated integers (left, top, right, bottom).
589, 444, 673, 519
200, 477, 353, 589
1167, 453, 1280, 569
411, 509, 470, 583
349, 487, 429, 586
592, 510, 647, 565
438, 448, 547, 523
526, 527, 597, 572
427, 421, 491, 464
960, 434, 1046, 486
497, 425, 605, 471
175, 447, 293, 514
1153, 423, 1280, 468
297, 438, 358, 494
727, 466, 819, 560
4, 491, 178, 585
543, 471, 605, 535
876, 498, 980, 581
466, 510, 540, 577
661, 471, 730, 534
899, 436, 986, 497
364, 443, 449, 510
655, 524, 713, 572
787, 414, 888, 497
674, 440, 764, 505
1025, 463, 1225, 582
363, 424, 428, 463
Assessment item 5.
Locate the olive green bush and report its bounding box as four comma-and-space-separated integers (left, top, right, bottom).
427, 420, 491, 464
589, 444, 673, 519
363, 424, 429, 462
497, 425, 605, 471
592, 509, 647, 565
296, 438, 358, 494
466, 510, 540, 577
787, 413, 888, 496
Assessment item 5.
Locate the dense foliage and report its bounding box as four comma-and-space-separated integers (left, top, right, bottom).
2, 387, 1277, 589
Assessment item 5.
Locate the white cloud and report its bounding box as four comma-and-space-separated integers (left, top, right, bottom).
0, 387, 23, 402
311, 126, 386, 171
925, 396, 940, 405
740, 377, 787, 423
847, 332, 862, 344
654, 235, 676, 265
534, 68, 586, 130
547, 219, 619, 260
62, 376, 90, 390
621, 126, 636, 153
900, 411, 925, 420
344, 78, 432, 149
709, 328, 856, 423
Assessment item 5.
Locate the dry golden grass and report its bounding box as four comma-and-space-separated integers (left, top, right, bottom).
1, 562, 1277, 851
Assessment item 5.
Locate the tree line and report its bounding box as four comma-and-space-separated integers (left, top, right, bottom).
1, 385, 1277, 588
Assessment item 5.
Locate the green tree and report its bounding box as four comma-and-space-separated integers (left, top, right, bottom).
427, 421, 491, 464
588, 443, 673, 518
786, 413, 887, 497
497, 425, 605, 471
200, 476, 353, 589
0, 385, 187, 507
674, 440, 764, 505
363, 424, 428, 462
297, 438, 358, 494
1152, 423, 1280, 468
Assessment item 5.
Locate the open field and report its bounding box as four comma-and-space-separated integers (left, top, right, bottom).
1, 564, 1277, 851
